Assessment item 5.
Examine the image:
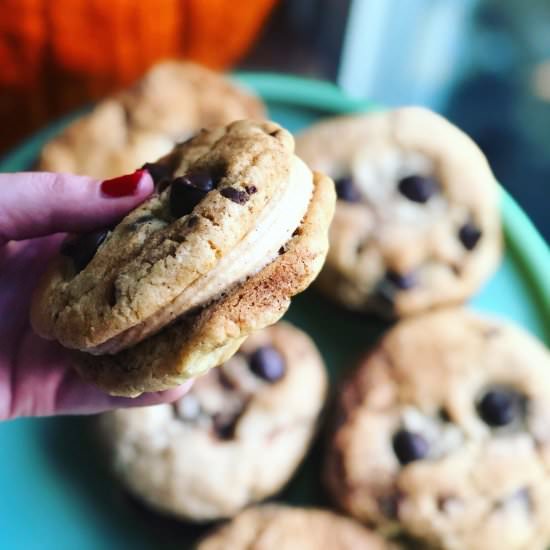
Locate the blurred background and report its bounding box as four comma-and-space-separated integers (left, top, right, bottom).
1, 0, 548, 240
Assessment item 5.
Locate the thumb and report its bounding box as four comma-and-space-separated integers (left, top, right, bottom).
0, 170, 154, 244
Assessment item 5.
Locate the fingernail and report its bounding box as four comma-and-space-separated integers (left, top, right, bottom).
101, 169, 146, 197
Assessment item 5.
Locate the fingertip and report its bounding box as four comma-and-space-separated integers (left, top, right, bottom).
104, 381, 194, 412
138, 169, 155, 196
75, 169, 153, 230
0, 170, 156, 242
133, 169, 155, 199
133, 381, 194, 407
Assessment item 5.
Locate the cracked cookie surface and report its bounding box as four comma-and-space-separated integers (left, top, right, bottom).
31, 121, 335, 396
100, 323, 327, 521
197, 505, 397, 550
33, 120, 308, 351
296, 108, 501, 318
38, 61, 265, 179
325, 308, 550, 550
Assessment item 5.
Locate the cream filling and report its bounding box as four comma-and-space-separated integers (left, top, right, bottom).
89, 156, 313, 355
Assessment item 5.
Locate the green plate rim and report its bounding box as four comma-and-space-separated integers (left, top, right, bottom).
1, 71, 548, 319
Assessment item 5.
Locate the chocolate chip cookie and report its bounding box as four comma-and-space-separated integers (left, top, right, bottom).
296, 108, 502, 318
100, 323, 327, 521
325, 308, 550, 550
38, 61, 265, 179
197, 505, 396, 549
31, 120, 336, 396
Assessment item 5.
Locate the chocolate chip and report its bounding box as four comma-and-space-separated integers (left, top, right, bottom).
370, 282, 396, 313
61, 229, 109, 273
451, 264, 462, 276
187, 215, 199, 228
459, 222, 482, 250
477, 389, 523, 427
170, 170, 215, 217
438, 407, 452, 422
356, 241, 368, 255
249, 346, 285, 382
213, 412, 240, 440
398, 175, 438, 203
334, 176, 361, 202
392, 430, 429, 465
245, 185, 257, 195
386, 269, 416, 290
141, 162, 172, 186
188, 170, 216, 191
156, 179, 171, 193
220, 187, 249, 205
107, 284, 118, 307
217, 368, 236, 390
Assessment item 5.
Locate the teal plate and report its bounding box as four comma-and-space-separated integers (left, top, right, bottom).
0, 74, 549, 550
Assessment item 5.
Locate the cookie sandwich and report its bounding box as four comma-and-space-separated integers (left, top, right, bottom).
31, 120, 336, 396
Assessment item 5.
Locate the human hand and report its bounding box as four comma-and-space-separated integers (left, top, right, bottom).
0, 170, 191, 420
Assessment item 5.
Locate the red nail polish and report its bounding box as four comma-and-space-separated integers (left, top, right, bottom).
101, 169, 145, 197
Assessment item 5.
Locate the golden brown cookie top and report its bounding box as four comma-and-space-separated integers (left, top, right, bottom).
31, 120, 315, 353
101, 323, 328, 520
296, 108, 501, 317
38, 61, 266, 179
325, 308, 550, 549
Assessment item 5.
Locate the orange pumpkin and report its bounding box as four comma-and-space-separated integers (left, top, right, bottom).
0, 0, 277, 153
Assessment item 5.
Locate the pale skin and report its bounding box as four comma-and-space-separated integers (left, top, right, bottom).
0, 171, 190, 420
